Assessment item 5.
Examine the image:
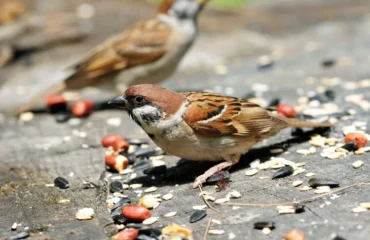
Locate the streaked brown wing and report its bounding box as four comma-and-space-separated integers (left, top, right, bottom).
182, 92, 287, 136
70, 18, 171, 79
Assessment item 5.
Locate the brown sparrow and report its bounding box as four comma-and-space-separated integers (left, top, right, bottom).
15, 0, 208, 114
109, 84, 332, 188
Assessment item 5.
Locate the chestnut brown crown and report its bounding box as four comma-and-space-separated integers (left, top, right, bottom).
124, 84, 185, 116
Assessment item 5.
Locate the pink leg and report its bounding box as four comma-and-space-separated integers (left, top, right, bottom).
192, 154, 240, 188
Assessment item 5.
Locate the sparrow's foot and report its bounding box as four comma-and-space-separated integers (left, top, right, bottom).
191, 161, 233, 188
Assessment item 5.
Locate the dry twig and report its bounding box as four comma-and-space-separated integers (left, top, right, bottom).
203, 218, 212, 240
198, 184, 221, 213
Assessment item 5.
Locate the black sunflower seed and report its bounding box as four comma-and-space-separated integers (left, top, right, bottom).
133, 148, 165, 158
112, 214, 127, 225
253, 221, 275, 230
268, 98, 280, 107
119, 152, 136, 164
324, 89, 335, 100
206, 171, 230, 184
330, 111, 350, 119
109, 181, 123, 193
272, 166, 293, 179
309, 94, 331, 103
47, 103, 67, 114
126, 138, 149, 145
111, 197, 131, 212
143, 165, 167, 175
321, 59, 336, 68
137, 235, 156, 240
132, 161, 152, 171
189, 210, 207, 223
54, 177, 69, 189
332, 235, 346, 240
138, 226, 163, 237
126, 223, 143, 229
294, 203, 305, 213
6, 231, 29, 240
342, 142, 358, 151
308, 178, 340, 188
55, 112, 71, 123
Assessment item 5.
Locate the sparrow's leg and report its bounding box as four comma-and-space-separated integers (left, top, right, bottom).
192, 154, 240, 188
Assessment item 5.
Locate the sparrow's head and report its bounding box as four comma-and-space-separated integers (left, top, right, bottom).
158, 0, 208, 20
109, 84, 185, 125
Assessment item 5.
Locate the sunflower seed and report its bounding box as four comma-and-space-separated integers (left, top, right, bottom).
10, 222, 17, 231
112, 214, 127, 224
7, 231, 29, 240
110, 181, 123, 193
58, 199, 70, 204
133, 148, 165, 158
55, 113, 72, 123
300, 186, 312, 191
308, 178, 340, 188
190, 210, 207, 223
342, 142, 358, 151
132, 161, 151, 171
54, 177, 69, 189
111, 197, 131, 212
352, 160, 364, 169
272, 166, 293, 179
254, 221, 275, 230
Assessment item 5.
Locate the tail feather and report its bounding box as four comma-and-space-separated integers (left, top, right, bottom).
282, 117, 332, 128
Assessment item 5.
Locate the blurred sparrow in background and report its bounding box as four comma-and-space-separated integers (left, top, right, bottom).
109, 84, 332, 188
15, 0, 208, 114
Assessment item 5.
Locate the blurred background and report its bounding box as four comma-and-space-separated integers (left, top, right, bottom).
1, 0, 370, 114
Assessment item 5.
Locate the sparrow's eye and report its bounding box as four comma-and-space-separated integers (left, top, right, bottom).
134, 96, 145, 105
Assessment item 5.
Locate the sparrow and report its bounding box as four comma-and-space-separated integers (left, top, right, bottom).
14, 0, 208, 114
109, 84, 333, 188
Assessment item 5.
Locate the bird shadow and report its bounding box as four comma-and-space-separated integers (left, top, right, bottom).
129, 127, 331, 188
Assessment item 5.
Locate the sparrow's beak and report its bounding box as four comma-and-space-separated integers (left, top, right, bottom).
108, 96, 128, 109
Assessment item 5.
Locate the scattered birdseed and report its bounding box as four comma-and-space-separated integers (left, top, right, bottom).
232, 206, 240, 210
162, 193, 173, 201
262, 227, 272, 235
45, 183, 55, 187
270, 148, 284, 154
76, 208, 95, 220
54, 177, 69, 189
278, 208, 296, 215
190, 210, 207, 223
300, 186, 313, 192
272, 166, 294, 179
228, 232, 236, 239
142, 217, 158, 225
306, 172, 315, 177
110, 181, 123, 193
130, 183, 143, 189
120, 169, 133, 175
11, 222, 17, 231
360, 203, 370, 209
144, 186, 158, 193
139, 195, 160, 209
250, 159, 261, 169
308, 178, 340, 188
314, 186, 331, 194
245, 169, 259, 176
212, 219, 221, 225
293, 168, 306, 176
19, 112, 34, 121
106, 117, 121, 126
208, 229, 225, 235
58, 199, 70, 204
293, 180, 303, 187
352, 160, 364, 169
226, 190, 242, 199
351, 206, 367, 213
164, 211, 177, 218
215, 198, 230, 204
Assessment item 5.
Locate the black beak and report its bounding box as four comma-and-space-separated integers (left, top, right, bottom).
108, 96, 128, 108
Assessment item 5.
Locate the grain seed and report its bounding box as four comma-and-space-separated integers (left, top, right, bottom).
164, 211, 177, 218
360, 202, 370, 209
76, 208, 95, 220
293, 180, 303, 187
144, 186, 158, 193
352, 206, 367, 213
208, 229, 225, 235
352, 160, 364, 169
162, 193, 173, 200
245, 169, 259, 176
142, 217, 158, 225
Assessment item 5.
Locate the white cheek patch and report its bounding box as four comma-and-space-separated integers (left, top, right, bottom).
132, 105, 161, 124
